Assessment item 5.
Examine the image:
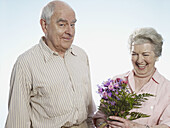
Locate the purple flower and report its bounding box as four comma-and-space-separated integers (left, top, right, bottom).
110, 101, 116, 105
97, 85, 104, 94
116, 96, 120, 100
126, 89, 130, 93
98, 87, 103, 93
108, 92, 112, 97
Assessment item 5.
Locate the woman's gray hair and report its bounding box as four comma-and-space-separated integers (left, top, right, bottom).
128, 27, 163, 57
40, 1, 57, 24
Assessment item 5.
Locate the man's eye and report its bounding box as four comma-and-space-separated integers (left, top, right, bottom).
59, 24, 65, 26
132, 53, 137, 56
71, 24, 75, 27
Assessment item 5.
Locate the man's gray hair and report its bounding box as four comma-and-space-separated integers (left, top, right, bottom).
40, 1, 57, 24
128, 27, 163, 57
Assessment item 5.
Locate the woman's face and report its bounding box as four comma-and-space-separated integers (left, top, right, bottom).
131, 42, 157, 77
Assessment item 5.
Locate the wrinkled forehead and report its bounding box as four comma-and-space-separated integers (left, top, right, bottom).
131, 42, 155, 53
51, 10, 76, 23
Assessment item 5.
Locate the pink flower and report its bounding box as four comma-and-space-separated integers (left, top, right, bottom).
114, 83, 119, 88
124, 81, 128, 84
102, 91, 108, 99
108, 84, 114, 90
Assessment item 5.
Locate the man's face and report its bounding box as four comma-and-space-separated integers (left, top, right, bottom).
45, 7, 76, 54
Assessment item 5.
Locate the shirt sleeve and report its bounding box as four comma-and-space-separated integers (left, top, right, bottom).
93, 110, 107, 126
5, 60, 32, 128
86, 56, 96, 128
86, 98, 96, 128
159, 100, 170, 126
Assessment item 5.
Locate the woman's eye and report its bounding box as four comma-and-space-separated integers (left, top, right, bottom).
143, 54, 149, 56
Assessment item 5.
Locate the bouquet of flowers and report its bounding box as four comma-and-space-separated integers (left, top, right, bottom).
97, 78, 154, 120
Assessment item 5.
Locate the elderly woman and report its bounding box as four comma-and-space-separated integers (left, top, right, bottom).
93, 27, 170, 128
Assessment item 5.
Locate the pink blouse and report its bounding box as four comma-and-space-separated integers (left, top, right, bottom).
93, 69, 170, 126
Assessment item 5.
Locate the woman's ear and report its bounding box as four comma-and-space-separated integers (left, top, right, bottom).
40, 19, 48, 34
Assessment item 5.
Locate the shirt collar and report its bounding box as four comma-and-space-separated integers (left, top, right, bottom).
65, 46, 77, 56
124, 71, 131, 78
39, 37, 77, 62
151, 69, 161, 84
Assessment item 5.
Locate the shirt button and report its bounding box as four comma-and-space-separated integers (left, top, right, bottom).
150, 106, 154, 110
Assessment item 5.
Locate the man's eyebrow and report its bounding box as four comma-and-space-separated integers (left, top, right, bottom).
57, 18, 67, 23
57, 18, 77, 23
132, 51, 137, 53
72, 19, 77, 23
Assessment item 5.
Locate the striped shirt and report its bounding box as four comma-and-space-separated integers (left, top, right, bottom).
5, 37, 96, 128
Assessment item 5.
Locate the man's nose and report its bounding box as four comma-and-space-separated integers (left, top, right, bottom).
65, 25, 74, 35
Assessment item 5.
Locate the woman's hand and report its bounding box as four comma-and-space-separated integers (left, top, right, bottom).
106, 116, 170, 128
107, 116, 144, 128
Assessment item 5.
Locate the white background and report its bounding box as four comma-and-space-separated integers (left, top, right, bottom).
1, 0, 170, 127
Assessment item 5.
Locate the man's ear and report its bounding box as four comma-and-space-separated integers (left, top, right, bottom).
40, 19, 48, 34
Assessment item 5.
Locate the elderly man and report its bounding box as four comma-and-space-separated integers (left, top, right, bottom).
5, 0, 96, 127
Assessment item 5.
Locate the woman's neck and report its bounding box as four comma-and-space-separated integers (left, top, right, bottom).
134, 67, 156, 78
134, 68, 156, 93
